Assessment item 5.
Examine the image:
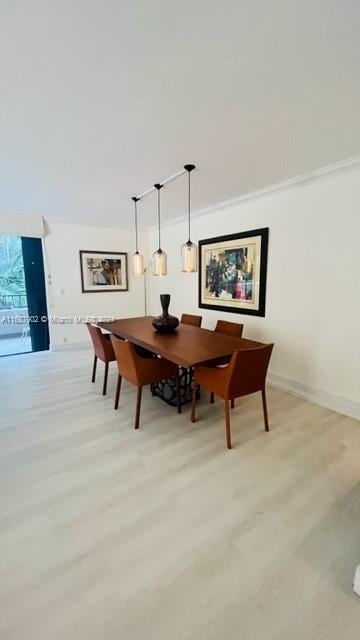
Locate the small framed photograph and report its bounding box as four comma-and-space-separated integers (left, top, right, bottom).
199, 228, 269, 316
79, 251, 128, 293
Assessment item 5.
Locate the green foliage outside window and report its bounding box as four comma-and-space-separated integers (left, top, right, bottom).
0, 236, 27, 306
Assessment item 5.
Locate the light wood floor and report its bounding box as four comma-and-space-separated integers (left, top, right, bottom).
0, 349, 360, 639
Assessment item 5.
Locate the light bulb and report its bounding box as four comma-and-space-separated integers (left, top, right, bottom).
181, 240, 197, 272
153, 249, 167, 276
132, 251, 144, 275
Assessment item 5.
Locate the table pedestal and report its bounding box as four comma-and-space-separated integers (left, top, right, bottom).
153, 367, 200, 406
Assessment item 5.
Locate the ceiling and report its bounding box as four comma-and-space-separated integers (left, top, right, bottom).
1, 0, 360, 229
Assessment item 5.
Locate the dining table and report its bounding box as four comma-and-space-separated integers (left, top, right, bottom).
99, 316, 264, 406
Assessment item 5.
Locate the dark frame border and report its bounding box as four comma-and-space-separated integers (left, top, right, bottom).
79, 250, 129, 293
198, 227, 269, 317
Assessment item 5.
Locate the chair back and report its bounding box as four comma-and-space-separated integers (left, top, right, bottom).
227, 344, 274, 398
215, 319, 243, 337
86, 323, 115, 362
181, 313, 202, 327
110, 336, 140, 385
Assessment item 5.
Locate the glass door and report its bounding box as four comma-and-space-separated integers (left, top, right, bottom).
0, 235, 49, 357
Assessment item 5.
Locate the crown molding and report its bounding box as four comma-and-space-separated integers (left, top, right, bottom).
148, 153, 360, 231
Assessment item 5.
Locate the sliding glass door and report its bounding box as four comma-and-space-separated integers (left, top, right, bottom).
21, 237, 49, 353
0, 235, 49, 356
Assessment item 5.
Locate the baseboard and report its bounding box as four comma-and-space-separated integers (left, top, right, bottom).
268, 373, 360, 421
51, 341, 92, 352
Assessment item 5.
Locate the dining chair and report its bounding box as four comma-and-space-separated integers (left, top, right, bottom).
215, 319, 244, 337
191, 344, 274, 449
86, 323, 117, 396
180, 313, 202, 327
110, 336, 181, 429
210, 319, 245, 404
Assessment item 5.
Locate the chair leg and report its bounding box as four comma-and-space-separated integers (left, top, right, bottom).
210, 391, 215, 404
175, 372, 181, 414
224, 399, 232, 449
191, 383, 197, 423
102, 362, 109, 396
262, 388, 270, 432
135, 386, 142, 429
231, 398, 235, 409
114, 375, 122, 410
91, 355, 97, 382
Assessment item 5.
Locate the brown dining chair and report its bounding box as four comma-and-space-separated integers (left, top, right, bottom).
87, 323, 117, 395
210, 319, 245, 404
191, 344, 274, 449
110, 336, 181, 429
215, 319, 244, 337
181, 313, 202, 327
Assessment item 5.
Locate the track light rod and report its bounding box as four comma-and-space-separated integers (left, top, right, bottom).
134, 165, 196, 201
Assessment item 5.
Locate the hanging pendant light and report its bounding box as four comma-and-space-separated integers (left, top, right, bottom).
131, 196, 145, 275
153, 183, 167, 276
181, 164, 197, 272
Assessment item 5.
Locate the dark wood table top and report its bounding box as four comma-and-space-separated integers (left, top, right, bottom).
100, 316, 264, 367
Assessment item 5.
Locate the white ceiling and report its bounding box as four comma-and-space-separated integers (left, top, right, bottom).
1, 0, 360, 229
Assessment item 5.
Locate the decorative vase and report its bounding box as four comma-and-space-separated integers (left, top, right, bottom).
152, 294, 179, 334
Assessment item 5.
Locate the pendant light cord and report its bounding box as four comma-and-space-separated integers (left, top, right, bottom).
184, 164, 195, 243
154, 184, 162, 250
135, 200, 138, 252
158, 189, 161, 249
132, 196, 139, 253
188, 170, 191, 242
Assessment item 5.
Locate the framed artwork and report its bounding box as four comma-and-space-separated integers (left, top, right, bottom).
199, 228, 269, 316
79, 250, 128, 293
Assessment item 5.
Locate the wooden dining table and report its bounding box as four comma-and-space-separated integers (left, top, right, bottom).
100, 316, 263, 367
100, 316, 264, 406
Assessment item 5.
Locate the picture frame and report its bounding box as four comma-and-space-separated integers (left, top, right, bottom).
198, 228, 269, 316
79, 250, 128, 293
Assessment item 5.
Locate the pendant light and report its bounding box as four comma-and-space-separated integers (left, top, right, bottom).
153, 183, 167, 276
131, 196, 145, 275
181, 164, 197, 272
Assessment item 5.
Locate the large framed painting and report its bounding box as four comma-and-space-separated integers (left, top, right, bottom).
79, 250, 128, 293
199, 228, 269, 316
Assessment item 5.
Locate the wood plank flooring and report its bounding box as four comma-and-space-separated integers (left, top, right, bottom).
0, 349, 360, 639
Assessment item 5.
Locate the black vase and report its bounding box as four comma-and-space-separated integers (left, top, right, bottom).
152, 294, 179, 334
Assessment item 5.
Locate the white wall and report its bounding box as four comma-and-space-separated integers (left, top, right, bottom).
148, 166, 360, 418
44, 221, 144, 348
